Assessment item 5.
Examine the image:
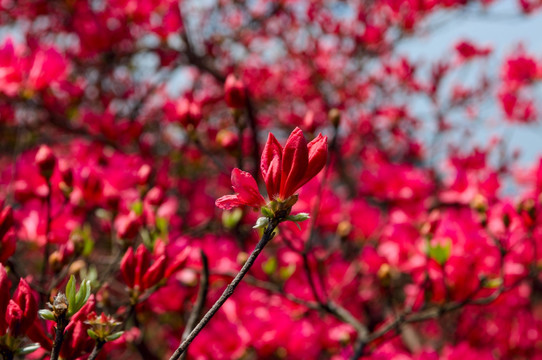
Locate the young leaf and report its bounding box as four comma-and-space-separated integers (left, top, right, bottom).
428, 241, 452, 265
87, 329, 99, 340
262, 257, 277, 275
73, 280, 91, 315
17, 343, 40, 355
105, 331, 124, 342
38, 309, 56, 321
66, 275, 76, 315
286, 213, 310, 222
261, 206, 274, 218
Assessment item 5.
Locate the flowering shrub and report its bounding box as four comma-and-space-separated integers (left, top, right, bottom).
2, 1, 542, 359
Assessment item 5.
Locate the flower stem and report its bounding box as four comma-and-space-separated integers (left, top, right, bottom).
50, 314, 68, 360
169, 218, 279, 360
88, 340, 105, 360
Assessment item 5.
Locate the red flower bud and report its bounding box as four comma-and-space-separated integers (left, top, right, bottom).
116, 212, 141, 240
120, 247, 136, 289
7, 279, 38, 337
35, 145, 56, 179
0, 232, 16, 263
177, 98, 202, 129
0, 205, 14, 239
262, 127, 328, 201
120, 245, 169, 292
142, 255, 166, 289
224, 74, 246, 109
0, 264, 11, 335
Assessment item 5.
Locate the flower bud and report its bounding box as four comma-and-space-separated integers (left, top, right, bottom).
35, 145, 56, 180
328, 108, 341, 128
216, 129, 239, 151
178, 98, 202, 130
224, 74, 246, 109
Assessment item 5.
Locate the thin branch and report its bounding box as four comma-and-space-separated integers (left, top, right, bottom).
50, 313, 68, 360
177, 250, 210, 360
88, 340, 105, 360
168, 218, 279, 359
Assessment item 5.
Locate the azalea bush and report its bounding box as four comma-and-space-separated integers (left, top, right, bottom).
2, 0, 542, 359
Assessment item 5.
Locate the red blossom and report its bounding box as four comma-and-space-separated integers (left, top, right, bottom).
224, 74, 247, 109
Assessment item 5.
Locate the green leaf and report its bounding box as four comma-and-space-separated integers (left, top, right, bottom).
253, 217, 269, 229
156, 217, 168, 235
286, 213, 310, 222
262, 257, 277, 275
87, 329, 99, 340
428, 240, 452, 265
105, 331, 124, 342
66, 275, 76, 315
16, 343, 40, 355
38, 309, 56, 321
261, 206, 274, 218
279, 264, 296, 280
222, 208, 243, 229
484, 277, 502, 289
131, 201, 143, 216
73, 280, 91, 315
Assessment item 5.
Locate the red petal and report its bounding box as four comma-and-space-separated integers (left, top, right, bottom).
134, 245, 151, 288
120, 247, 135, 288
264, 156, 281, 200
142, 255, 167, 289
231, 168, 265, 208
165, 246, 191, 278
215, 194, 243, 210
0, 265, 11, 334
280, 127, 308, 199
11, 279, 37, 336
296, 133, 328, 189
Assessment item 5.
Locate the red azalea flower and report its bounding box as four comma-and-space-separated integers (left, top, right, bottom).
216, 127, 327, 210
215, 168, 266, 210
262, 127, 327, 200
224, 74, 246, 109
